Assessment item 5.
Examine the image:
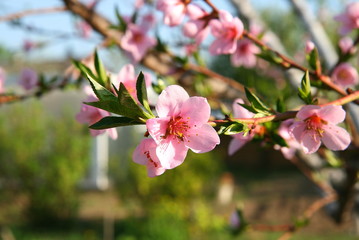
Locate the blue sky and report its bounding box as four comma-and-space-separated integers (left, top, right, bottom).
0, 0, 348, 61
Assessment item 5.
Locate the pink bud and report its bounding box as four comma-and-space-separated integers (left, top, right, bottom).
305, 40, 315, 53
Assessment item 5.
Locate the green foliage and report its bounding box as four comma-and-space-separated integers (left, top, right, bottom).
298, 71, 317, 104
0, 101, 90, 224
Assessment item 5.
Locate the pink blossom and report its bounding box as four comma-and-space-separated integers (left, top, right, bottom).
305, 40, 315, 53
146, 85, 220, 169
120, 23, 157, 63
19, 68, 38, 90
289, 105, 351, 154
23, 40, 36, 52
133, 138, 166, 177
156, 0, 193, 26
334, 2, 359, 35
182, 4, 210, 46
229, 210, 241, 229
209, 10, 244, 55
338, 36, 356, 54
0, 67, 5, 93
77, 21, 92, 39
277, 119, 301, 159
111, 64, 152, 101
228, 99, 256, 155
139, 13, 157, 31
135, 0, 145, 9
331, 63, 359, 88
76, 87, 118, 140
230, 38, 260, 68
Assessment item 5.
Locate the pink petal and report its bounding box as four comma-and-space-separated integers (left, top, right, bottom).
301, 130, 321, 154
156, 139, 188, 169
232, 99, 254, 118
296, 105, 321, 120
322, 125, 351, 151
156, 85, 189, 117
289, 121, 306, 142
317, 105, 346, 124
186, 3, 205, 19
133, 138, 152, 165
185, 124, 220, 153
116, 64, 135, 87
209, 19, 223, 38
146, 117, 170, 144
180, 96, 210, 126
228, 137, 248, 155
107, 128, 118, 140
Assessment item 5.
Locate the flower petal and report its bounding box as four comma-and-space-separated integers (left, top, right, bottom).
322, 125, 351, 151
146, 117, 170, 144
185, 124, 220, 153
232, 98, 254, 118
301, 130, 321, 154
228, 137, 248, 155
156, 85, 189, 117
296, 105, 321, 120
180, 96, 210, 126
156, 139, 188, 169
317, 105, 346, 124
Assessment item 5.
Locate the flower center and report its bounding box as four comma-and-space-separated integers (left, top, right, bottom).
305, 115, 327, 136
164, 116, 190, 141
132, 32, 144, 43
224, 26, 238, 40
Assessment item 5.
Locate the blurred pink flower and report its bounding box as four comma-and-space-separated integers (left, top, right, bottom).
331, 63, 359, 88
0, 67, 5, 93
231, 38, 260, 68
338, 36, 356, 54
135, 0, 144, 9
76, 87, 118, 140
140, 13, 157, 31
289, 105, 351, 154
146, 85, 220, 169
133, 138, 166, 177
23, 40, 36, 52
228, 99, 256, 155
182, 4, 210, 46
19, 68, 38, 90
209, 10, 243, 55
277, 119, 301, 159
77, 21, 92, 38
334, 2, 359, 35
121, 23, 157, 63
305, 40, 315, 53
156, 0, 196, 26
111, 64, 152, 101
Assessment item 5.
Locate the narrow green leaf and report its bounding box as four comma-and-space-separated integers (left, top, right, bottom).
90, 116, 144, 130
223, 123, 245, 135
298, 71, 313, 104
87, 77, 117, 102
118, 83, 149, 119
115, 7, 127, 32
85, 100, 122, 115
72, 60, 98, 82
136, 72, 153, 115
245, 88, 271, 114
94, 50, 107, 86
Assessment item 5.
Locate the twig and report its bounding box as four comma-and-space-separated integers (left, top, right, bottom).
0, 7, 67, 22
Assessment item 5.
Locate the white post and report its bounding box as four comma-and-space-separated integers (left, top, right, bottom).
81, 134, 109, 190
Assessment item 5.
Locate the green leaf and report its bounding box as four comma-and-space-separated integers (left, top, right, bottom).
94, 50, 107, 86
223, 123, 245, 135
307, 48, 319, 70
118, 83, 150, 119
87, 77, 117, 102
136, 72, 153, 116
256, 49, 283, 64
72, 60, 98, 82
85, 100, 122, 115
276, 98, 286, 113
298, 71, 314, 104
271, 133, 288, 147
90, 116, 144, 130
245, 88, 271, 114
115, 7, 127, 32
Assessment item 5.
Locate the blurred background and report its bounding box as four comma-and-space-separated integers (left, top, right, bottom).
0, 0, 358, 239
